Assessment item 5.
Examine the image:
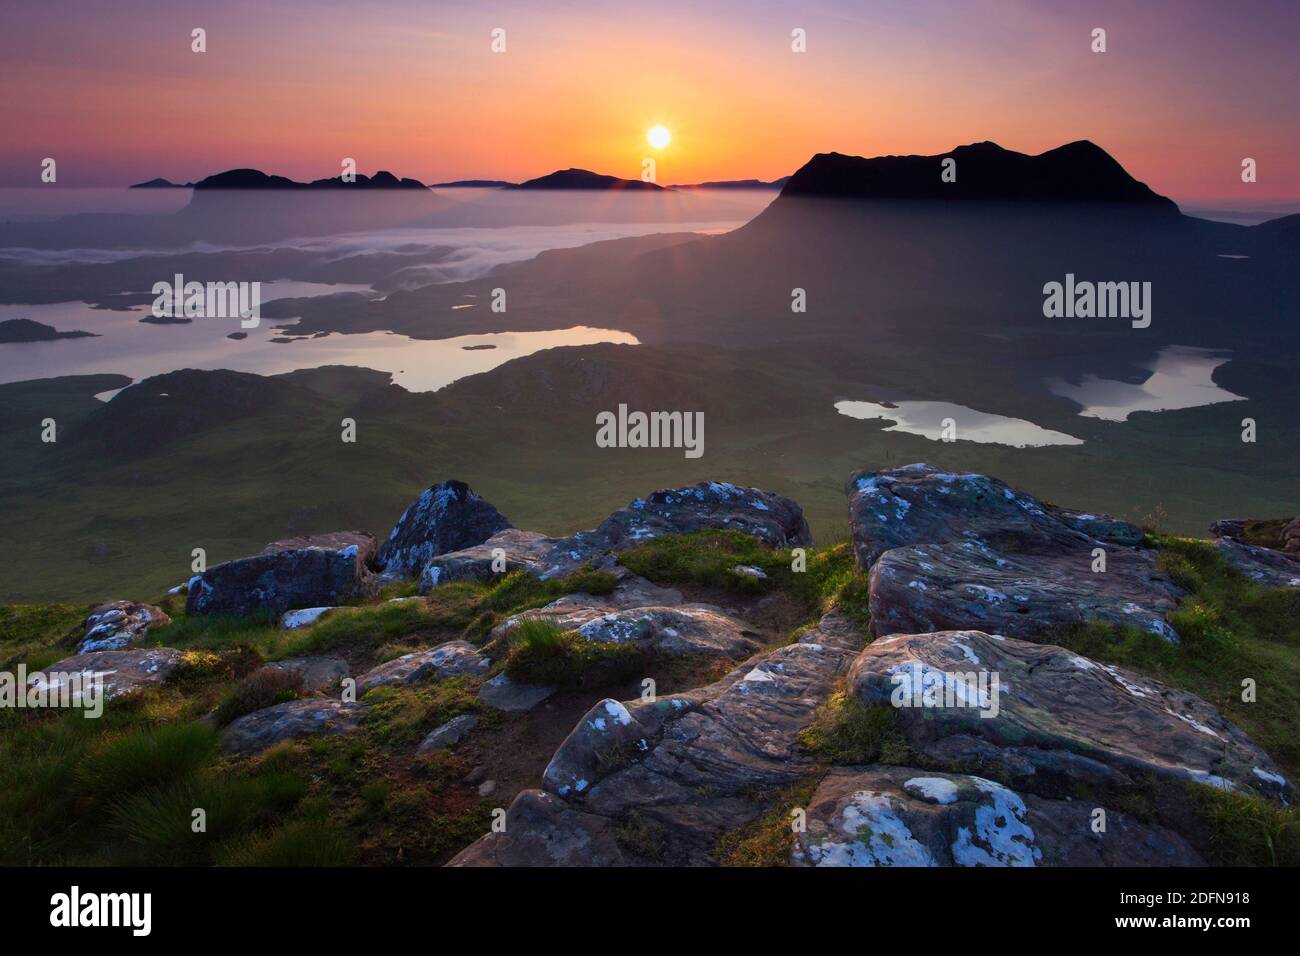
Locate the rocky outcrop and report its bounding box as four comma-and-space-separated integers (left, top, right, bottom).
356, 641, 491, 694
868, 542, 1180, 642
849, 464, 1182, 641
849, 629, 1291, 803
420, 482, 810, 591
1208, 518, 1300, 588
451, 610, 865, 866
420, 529, 593, 590
376, 480, 512, 578
37, 647, 183, 700
492, 602, 764, 660
793, 766, 1203, 867
186, 532, 378, 616
221, 698, 366, 754
77, 601, 171, 653
1213, 539, 1300, 589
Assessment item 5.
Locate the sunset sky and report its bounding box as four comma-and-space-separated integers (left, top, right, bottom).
2, 0, 1298, 201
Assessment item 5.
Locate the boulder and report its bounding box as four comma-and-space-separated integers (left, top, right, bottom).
264, 655, 350, 692
416, 714, 479, 755
37, 647, 183, 701
793, 766, 1203, 867
846, 463, 1143, 569
376, 479, 512, 578
77, 601, 171, 653
847, 464, 1181, 641
849, 630, 1291, 802
186, 531, 378, 616
221, 698, 366, 754
869, 541, 1181, 642
585, 481, 812, 550
476, 673, 555, 712
493, 602, 763, 659
356, 640, 491, 693
454, 610, 865, 865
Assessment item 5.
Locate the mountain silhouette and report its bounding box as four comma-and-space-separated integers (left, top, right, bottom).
672, 177, 790, 190
129, 177, 193, 189
192, 168, 428, 190
509, 168, 665, 191
781, 141, 1176, 210
429, 179, 516, 188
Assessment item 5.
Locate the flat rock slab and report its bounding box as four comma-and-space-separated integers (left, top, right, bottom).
544, 573, 683, 610
78, 601, 171, 653
377, 479, 512, 578
279, 606, 341, 629
37, 647, 183, 701
849, 630, 1291, 802
1213, 538, 1300, 589
869, 541, 1181, 642
222, 698, 366, 755
187, 531, 378, 616
793, 766, 1203, 867
494, 602, 763, 659
357, 640, 490, 693
452, 610, 865, 866
416, 713, 479, 755
265, 655, 350, 692
476, 673, 555, 712
847, 463, 1143, 569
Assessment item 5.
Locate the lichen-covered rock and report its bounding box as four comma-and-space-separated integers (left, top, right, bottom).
77, 601, 171, 653
492, 602, 763, 659
264, 655, 349, 692
847, 463, 1181, 641
279, 606, 340, 629
36, 647, 183, 701
356, 640, 490, 693
846, 463, 1143, 569
376, 479, 512, 578
793, 766, 1203, 867
849, 630, 1291, 802
416, 714, 479, 755
221, 698, 365, 754
420, 529, 603, 591
869, 541, 1180, 642
1212, 538, 1300, 589
586, 481, 812, 550
186, 531, 378, 616
448, 790, 627, 867
454, 610, 865, 866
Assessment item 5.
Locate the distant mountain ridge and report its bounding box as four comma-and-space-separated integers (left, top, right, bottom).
429, 179, 517, 188
780, 140, 1177, 210
508, 168, 665, 191
191, 169, 429, 190
672, 177, 790, 190
129, 177, 194, 189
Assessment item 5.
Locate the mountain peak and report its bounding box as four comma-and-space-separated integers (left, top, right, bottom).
509, 168, 666, 191
781, 141, 1176, 209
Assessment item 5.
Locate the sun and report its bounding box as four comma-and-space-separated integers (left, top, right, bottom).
647, 125, 671, 150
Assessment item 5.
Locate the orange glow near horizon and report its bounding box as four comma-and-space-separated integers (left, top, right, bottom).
1, 2, 1298, 201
